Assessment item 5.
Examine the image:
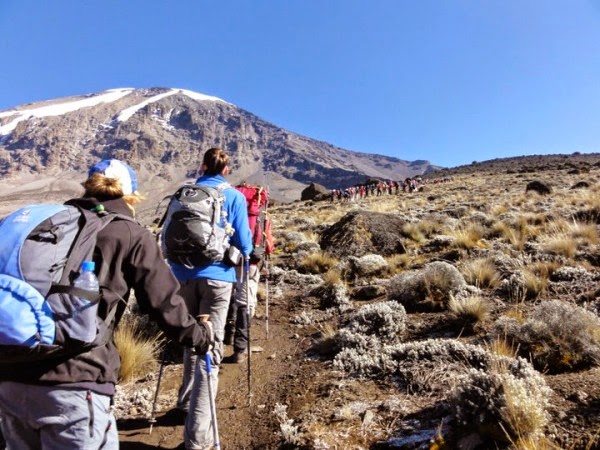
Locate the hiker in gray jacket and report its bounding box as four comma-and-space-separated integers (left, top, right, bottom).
0, 159, 213, 450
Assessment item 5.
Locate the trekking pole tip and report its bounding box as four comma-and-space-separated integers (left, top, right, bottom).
148, 418, 156, 435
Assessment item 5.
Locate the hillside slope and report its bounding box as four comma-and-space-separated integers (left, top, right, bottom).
114, 153, 600, 450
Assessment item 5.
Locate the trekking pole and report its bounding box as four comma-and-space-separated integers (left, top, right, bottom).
245, 257, 252, 405
204, 352, 221, 449
149, 347, 167, 434
264, 254, 270, 340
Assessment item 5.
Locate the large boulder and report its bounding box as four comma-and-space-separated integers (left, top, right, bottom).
301, 182, 329, 201
525, 180, 552, 195
320, 211, 406, 258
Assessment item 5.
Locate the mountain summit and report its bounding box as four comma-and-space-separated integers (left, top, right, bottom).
0, 87, 435, 202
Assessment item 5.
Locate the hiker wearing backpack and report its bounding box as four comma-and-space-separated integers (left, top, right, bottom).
223, 182, 274, 363
0, 159, 214, 450
161, 148, 252, 450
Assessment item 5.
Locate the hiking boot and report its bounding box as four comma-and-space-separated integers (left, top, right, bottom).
223, 330, 234, 346
222, 351, 247, 364
162, 408, 187, 425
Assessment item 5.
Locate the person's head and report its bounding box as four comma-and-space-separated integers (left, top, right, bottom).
84, 159, 143, 207
201, 147, 230, 176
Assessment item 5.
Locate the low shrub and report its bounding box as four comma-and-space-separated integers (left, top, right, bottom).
312, 272, 351, 311
387, 261, 467, 311
492, 299, 600, 372
450, 367, 551, 444
336, 301, 406, 352
346, 254, 388, 278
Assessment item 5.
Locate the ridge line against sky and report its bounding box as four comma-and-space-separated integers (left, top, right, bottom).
1, 0, 599, 168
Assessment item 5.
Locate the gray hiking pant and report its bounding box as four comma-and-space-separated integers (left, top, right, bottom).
175, 278, 232, 450
235, 264, 260, 315
228, 264, 260, 352
0, 381, 117, 450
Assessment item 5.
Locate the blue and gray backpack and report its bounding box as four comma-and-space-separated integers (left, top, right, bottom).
0, 204, 130, 363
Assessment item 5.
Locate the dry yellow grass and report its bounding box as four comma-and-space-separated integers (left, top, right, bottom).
522, 270, 548, 299
114, 314, 164, 384
449, 224, 486, 249
298, 252, 338, 274
487, 338, 519, 359
401, 223, 426, 243
384, 253, 411, 274
448, 295, 491, 324
461, 257, 501, 289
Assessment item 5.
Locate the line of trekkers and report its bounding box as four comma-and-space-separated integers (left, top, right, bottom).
0, 147, 274, 450
331, 177, 424, 202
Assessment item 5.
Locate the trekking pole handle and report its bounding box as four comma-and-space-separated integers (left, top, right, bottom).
204, 352, 213, 375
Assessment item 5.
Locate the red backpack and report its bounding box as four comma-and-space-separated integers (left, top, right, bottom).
235, 184, 274, 262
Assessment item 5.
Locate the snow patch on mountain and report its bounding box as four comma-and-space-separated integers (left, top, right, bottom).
0, 87, 227, 137
115, 90, 178, 122
106, 88, 226, 128
0, 88, 134, 136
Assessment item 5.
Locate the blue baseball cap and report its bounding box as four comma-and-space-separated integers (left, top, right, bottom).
88, 159, 138, 195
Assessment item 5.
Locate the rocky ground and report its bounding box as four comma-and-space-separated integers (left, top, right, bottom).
2, 153, 600, 449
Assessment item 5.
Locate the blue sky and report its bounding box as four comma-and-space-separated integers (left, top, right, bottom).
1, 1, 599, 168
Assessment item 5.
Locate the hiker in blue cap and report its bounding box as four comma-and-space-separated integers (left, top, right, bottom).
0, 159, 213, 450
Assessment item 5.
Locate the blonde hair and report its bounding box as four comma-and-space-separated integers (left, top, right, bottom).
83, 173, 145, 210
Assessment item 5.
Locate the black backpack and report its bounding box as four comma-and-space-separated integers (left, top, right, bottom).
160, 183, 233, 267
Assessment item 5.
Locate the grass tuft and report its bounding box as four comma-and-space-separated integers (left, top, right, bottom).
114, 314, 164, 384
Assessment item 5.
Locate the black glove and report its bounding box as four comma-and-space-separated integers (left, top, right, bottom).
195, 319, 214, 355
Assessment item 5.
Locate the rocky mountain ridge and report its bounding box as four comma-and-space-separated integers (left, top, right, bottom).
0, 87, 436, 203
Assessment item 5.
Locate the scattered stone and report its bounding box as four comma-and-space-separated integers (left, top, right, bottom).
352, 284, 386, 300
571, 180, 590, 189
301, 182, 329, 201
320, 211, 407, 258
525, 180, 552, 195
361, 410, 375, 426
347, 254, 388, 277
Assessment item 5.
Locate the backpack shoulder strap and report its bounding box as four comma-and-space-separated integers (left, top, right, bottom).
215, 182, 232, 193
58, 207, 135, 285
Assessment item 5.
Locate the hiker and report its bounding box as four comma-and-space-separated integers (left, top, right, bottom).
0, 159, 214, 450
164, 148, 252, 449
224, 183, 274, 363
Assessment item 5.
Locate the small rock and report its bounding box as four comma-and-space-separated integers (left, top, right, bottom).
268, 353, 277, 360
361, 410, 375, 426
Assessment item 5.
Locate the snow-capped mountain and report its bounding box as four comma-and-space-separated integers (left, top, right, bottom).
0, 87, 436, 202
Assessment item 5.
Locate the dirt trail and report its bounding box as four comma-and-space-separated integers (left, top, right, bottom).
118, 295, 311, 450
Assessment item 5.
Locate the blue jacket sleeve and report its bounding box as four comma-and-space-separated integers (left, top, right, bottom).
226, 189, 253, 257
